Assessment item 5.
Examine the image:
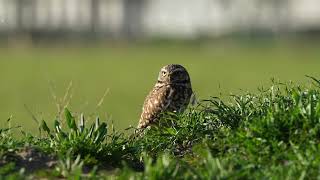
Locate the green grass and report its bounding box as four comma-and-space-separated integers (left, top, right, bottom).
1, 78, 320, 179
1, 40, 320, 132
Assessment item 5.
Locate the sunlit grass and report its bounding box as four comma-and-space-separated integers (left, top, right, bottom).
1, 78, 320, 178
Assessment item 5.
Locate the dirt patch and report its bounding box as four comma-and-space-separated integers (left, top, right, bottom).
0, 147, 57, 173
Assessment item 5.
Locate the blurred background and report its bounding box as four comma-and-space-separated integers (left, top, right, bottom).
0, 0, 320, 132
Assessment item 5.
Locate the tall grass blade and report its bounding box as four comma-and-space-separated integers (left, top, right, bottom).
65, 108, 77, 131
79, 113, 85, 133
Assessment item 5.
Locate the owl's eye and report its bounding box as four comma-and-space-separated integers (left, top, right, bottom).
162, 71, 167, 76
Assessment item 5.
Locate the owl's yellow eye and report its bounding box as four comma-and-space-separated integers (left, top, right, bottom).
162, 71, 167, 76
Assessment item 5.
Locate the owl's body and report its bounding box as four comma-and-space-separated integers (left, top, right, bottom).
138, 64, 192, 129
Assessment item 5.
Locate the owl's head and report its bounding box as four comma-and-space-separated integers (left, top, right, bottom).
157, 64, 191, 84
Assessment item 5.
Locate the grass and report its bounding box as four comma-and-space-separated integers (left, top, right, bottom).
1, 40, 320, 132
1, 77, 320, 179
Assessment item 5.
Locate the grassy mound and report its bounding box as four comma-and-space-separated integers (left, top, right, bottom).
1, 78, 320, 179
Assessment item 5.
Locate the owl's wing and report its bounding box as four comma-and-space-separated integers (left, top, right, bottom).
138, 86, 174, 128
190, 91, 198, 106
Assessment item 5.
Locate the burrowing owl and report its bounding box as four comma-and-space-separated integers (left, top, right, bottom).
138, 64, 193, 129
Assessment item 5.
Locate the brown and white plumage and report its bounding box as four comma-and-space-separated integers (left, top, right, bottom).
138, 64, 193, 129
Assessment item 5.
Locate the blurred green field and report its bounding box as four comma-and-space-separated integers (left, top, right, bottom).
0, 40, 320, 132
